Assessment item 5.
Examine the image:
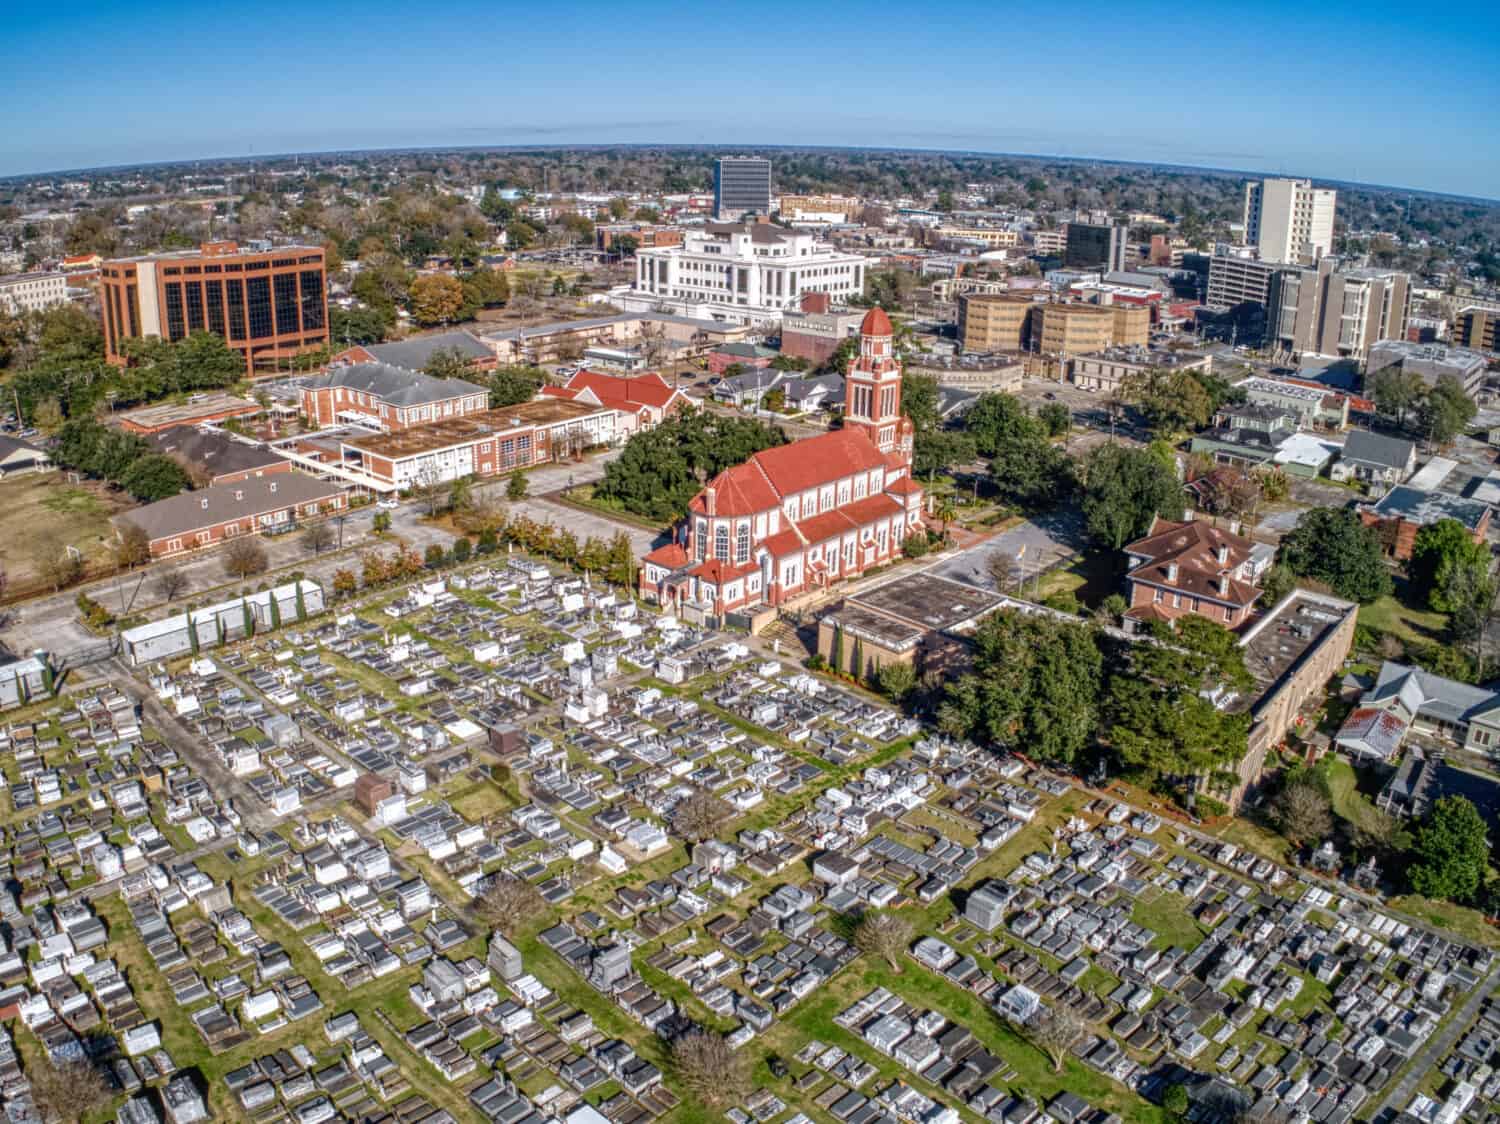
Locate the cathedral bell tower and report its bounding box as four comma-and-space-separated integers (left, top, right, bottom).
844, 306, 914, 468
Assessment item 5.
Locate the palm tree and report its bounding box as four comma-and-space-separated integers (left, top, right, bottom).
934, 495, 958, 541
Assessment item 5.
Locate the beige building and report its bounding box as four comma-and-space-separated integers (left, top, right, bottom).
1070, 347, 1210, 394
1455, 306, 1499, 352
935, 226, 1020, 249
1273, 258, 1410, 360
1033, 230, 1066, 255
958, 293, 1035, 352
1243, 177, 1336, 265
1033, 302, 1149, 354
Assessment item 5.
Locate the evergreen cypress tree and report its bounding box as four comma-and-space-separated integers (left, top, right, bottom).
851, 636, 865, 683
830, 624, 843, 674
295, 582, 307, 621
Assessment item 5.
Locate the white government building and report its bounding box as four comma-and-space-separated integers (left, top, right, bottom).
617, 221, 867, 325
0, 270, 70, 315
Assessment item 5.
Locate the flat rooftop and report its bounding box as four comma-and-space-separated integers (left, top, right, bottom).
1370, 485, 1490, 530
1237, 377, 1326, 403
1240, 591, 1358, 703
346, 399, 603, 460
115, 393, 261, 430
849, 571, 1007, 633
823, 603, 925, 653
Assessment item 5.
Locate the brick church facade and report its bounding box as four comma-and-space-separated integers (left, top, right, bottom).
639, 308, 924, 613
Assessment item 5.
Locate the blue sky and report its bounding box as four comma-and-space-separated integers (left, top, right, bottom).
5, 0, 1498, 199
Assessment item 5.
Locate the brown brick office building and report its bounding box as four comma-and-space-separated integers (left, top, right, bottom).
99, 241, 328, 373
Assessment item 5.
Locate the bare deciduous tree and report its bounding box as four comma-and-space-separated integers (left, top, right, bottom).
223, 536, 269, 579
853, 910, 913, 973
472, 874, 546, 937
302, 521, 336, 556
1027, 1003, 1089, 1073
670, 787, 734, 843
1273, 781, 1333, 848
154, 567, 188, 603
113, 523, 151, 569
671, 1030, 751, 1109
35, 542, 84, 592
27, 1056, 111, 1124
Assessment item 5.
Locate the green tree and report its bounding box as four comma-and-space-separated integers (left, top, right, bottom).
1369, 368, 1425, 425
118, 454, 191, 502
1410, 518, 1491, 612
595, 407, 788, 523
876, 661, 918, 704
461, 268, 510, 314
939, 611, 1104, 765
1037, 401, 1071, 437
1079, 444, 1184, 551
423, 346, 472, 380
330, 304, 390, 346
964, 392, 1071, 509
1108, 617, 1253, 797
171, 330, 243, 389
1418, 374, 1478, 445
489, 364, 547, 408
507, 471, 529, 501
1279, 507, 1391, 603
1125, 367, 1214, 435
1162, 1085, 1189, 1118
372, 510, 392, 533
1408, 795, 1490, 903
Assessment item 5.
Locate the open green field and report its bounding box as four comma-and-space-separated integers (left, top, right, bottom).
1358, 593, 1447, 648
0, 474, 133, 583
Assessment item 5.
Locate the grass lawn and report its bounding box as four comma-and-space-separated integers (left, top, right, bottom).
557, 484, 669, 532
1388, 894, 1500, 949
1130, 891, 1207, 951
1034, 551, 1124, 609
1358, 594, 1448, 648
0, 474, 132, 583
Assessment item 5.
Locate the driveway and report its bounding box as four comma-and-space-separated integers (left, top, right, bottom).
932, 508, 1086, 592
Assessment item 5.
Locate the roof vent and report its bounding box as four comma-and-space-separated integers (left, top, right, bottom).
269, 481, 277, 493
234, 490, 243, 501
200, 498, 209, 509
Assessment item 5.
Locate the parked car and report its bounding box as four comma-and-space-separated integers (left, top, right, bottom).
377, 497, 399, 510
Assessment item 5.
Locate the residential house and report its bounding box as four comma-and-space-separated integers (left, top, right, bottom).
1331, 430, 1417, 489
0, 435, 51, 477
1122, 516, 1265, 630
1344, 660, 1500, 758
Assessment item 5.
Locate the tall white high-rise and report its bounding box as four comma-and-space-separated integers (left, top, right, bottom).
1243, 177, 1336, 265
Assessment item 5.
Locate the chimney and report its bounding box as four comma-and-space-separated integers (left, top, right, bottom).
1165, 562, 1178, 582
704, 487, 717, 516
1227, 519, 1240, 536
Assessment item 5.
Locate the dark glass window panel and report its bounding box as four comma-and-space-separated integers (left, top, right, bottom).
299, 270, 325, 330
246, 277, 272, 340
273, 273, 299, 336
205, 280, 225, 336
226, 279, 246, 340
185, 282, 205, 332
164, 283, 186, 341
126, 284, 139, 336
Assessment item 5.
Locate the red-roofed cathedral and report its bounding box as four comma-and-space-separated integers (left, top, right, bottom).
640, 308, 923, 612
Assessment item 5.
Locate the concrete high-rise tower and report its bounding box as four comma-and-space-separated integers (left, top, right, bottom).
1243, 177, 1336, 265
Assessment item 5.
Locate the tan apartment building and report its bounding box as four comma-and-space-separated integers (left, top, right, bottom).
1273, 258, 1410, 360
1033, 302, 1148, 354
1455, 306, 1499, 352
958, 293, 1034, 352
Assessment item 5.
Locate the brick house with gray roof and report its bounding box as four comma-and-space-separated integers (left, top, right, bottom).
114, 473, 347, 557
